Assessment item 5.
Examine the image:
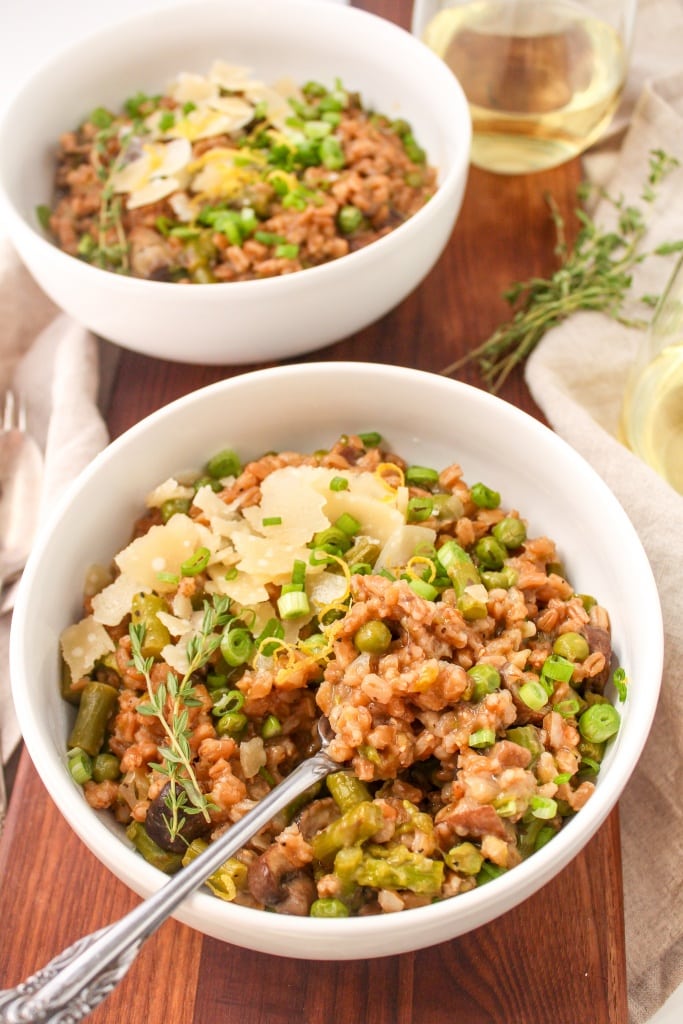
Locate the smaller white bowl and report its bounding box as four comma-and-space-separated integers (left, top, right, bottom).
10, 362, 663, 960
0, 0, 471, 365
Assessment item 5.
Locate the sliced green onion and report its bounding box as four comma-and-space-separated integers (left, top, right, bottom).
212, 689, 245, 715
493, 796, 518, 817
540, 654, 574, 692
329, 476, 349, 492
254, 230, 286, 246
613, 666, 628, 702
277, 590, 311, 620
553, 698, 581, 718
578, 703, 620, 743
529, 796, 558, 820
67, 748, 93, 785
180, 546, 210, 576
310, 526, 352, 553
467, 664, 501, 702
291, 559, 307, 588
220, 627, 254, 667
335, 513, 361, 537
518, 680, 549, 712
224, 567, 239, 581
553, 772, 572, 785
262, 516, 282, 527
408, 577, 439, 601
405, 465, 440, 488
156, 571, 180, 586
275, 243, 299, 259
469, 728, 496, 748
407, 496, 434, 523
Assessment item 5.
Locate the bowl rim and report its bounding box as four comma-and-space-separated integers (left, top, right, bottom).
0, 0, 472, 297
9, 362, 664, 954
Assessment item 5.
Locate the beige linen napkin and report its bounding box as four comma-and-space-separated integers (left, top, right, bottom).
0, 239, 109, 823
525, 52, 683, 1024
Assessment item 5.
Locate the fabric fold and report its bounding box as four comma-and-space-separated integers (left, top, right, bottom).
526, 59, 683, 1024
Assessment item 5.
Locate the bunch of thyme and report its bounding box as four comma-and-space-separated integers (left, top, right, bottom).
441, 149, 683, 392
131, 594, 232, 841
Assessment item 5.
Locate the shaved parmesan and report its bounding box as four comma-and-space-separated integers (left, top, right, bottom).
206, 569, 270, 606
115, 514, 219, 592
145, 477, 195, 508
242, 466, 329, 545
91, 573, 149, 626
232, 532, 311, 584
61, 616, 115, 682
324, 490, 403, 545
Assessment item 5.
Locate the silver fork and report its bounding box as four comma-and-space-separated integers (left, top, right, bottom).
0, 389, 45, 605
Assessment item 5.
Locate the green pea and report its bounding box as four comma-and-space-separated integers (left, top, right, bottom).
92, 752, 121, 783
470, 482, 500, 509
353, 620, 392, 654
492, 517, 526, 549
553, 632, 590, 662
337, 204, 363, 234
480, 568, 518, 590
578, 703, 620, 743
474, 536, 507, 570
216, 711, 248, 737
206, 448, 241, 479
467, 663, 501, 701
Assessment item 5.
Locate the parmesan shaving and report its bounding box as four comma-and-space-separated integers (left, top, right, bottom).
61, 616, 115, 682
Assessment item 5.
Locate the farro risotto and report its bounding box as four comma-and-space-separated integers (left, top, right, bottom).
61, 433, 624, 917
40, 62, 436, 283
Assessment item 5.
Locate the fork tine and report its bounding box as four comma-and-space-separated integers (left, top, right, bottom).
2, 389, 26, 432
2, 390, 15, 432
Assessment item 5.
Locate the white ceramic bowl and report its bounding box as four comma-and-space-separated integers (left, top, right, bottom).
0, 0, 471, 365
10, 362, 663, 959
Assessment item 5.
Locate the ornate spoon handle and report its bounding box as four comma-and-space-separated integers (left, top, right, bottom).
0, 746, 337, 1023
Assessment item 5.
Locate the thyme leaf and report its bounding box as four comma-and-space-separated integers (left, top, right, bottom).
130, 594, 232, 840
441, 149, 683, 393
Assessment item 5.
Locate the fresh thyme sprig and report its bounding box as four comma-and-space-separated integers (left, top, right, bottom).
441, 149, 683, 392
131, 594, 232, 841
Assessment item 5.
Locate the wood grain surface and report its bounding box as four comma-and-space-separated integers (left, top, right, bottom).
0, 3, 628, 1021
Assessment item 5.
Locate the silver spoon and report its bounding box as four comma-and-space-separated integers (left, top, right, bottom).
0, 390, 44, 608
0, 719, 339, 1023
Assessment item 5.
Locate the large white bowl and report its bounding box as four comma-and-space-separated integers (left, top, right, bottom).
0, 0, 470, 365
10, 363, 663, 959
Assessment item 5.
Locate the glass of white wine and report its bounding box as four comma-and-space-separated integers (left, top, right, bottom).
411, 0, 636, 174
620, 255, 683, 495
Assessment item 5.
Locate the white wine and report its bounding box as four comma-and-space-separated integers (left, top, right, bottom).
621, 343, 683, 495
422, 0, 627, 174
